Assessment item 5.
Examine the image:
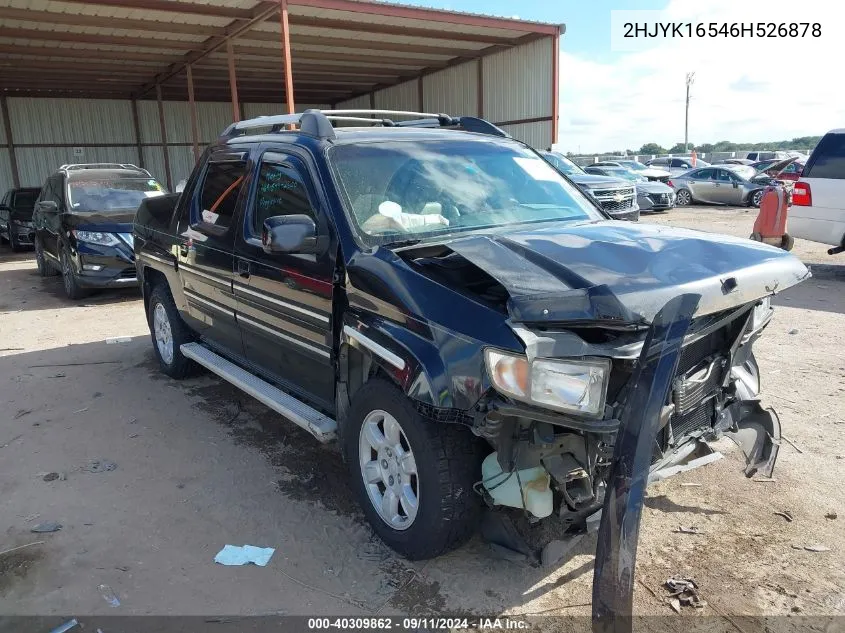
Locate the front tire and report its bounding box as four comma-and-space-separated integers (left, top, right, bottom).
345, 378, 484, 560
8, 225, 22, 252
675, 189, 692, 206
60, 246, 90, 300
750, 190, 764, 208
147, 283, 196, 379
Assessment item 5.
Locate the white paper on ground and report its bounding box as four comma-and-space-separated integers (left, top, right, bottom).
214, 544, 275, 566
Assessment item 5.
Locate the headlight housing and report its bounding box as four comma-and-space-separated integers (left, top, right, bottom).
73, 230, 120, 247
485, 349, 611, 418
751, 296, 773, 331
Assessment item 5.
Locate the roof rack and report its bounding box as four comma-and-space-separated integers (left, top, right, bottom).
59, 163, 151, 176
220, 109, 509, 142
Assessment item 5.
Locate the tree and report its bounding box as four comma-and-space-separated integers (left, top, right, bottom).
668, 142, 688, 154
638, 142, 665, 155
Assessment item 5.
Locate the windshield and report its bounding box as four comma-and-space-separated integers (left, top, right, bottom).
596, 167, 644, 182
330, 140, 603, 246
68, 178, 165, 213
619, 161, 647, 171
542, 151, 584, 175
726, 165, 756, 180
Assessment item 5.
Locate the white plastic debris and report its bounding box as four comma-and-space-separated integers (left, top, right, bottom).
214, 544, 275, 566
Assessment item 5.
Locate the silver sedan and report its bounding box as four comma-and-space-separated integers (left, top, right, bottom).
669, 165, 766, 207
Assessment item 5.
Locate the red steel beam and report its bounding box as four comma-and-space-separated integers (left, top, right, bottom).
56, 0, 253, 19
288, 0, 559, 34
227, 41, 241, 122
131, 99, 145, 167
0, 27, 201, 50
279, 0, 296, 115
0, 96, 20, 188
288, 15, 519, 45
156, 84, 173, 191
0, 44, 174, 63
133, 1, 282, 99
551, 34, 559, 146
186, 65, 200, 162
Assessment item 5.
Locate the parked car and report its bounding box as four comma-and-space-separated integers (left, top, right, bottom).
791, 128, 845, 254
540, 152, 639, 220
33, 163, 167, 299
746, 151, 790, 162
0, 186, 41, 251
584, 165, 646, 183
134, 109, 807, 562
715, 158, 754, 165
646, 156, 711, 175
751, 159, 804, 181
584, 166, 675, 212
668, 162, 792, 207
592, 160, 671, 181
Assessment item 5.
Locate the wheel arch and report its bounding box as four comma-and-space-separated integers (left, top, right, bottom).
337, 312, 486, 430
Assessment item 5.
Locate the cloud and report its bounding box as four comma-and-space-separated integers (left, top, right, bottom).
556, 0, 842, 153
729, 76, 769, 92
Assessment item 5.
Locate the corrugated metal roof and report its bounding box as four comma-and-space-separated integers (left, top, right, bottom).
0, 0, 561, 104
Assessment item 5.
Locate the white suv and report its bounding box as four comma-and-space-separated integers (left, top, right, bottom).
791, 129, 845, 254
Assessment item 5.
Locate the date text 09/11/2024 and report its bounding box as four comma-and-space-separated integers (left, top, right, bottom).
306, 618, 530, 630
623, 22, 821, 38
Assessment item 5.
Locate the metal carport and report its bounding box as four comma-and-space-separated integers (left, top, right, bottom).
0, 0, 563, 192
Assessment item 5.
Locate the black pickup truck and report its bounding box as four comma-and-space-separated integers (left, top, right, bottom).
134, 110, 808, 567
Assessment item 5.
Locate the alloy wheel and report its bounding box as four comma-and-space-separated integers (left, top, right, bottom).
153, 302, 174, 365
358, 409, 419, 530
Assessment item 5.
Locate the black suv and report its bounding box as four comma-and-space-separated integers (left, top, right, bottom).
134, 110, 808, 564
33, 163, 166, 299
0, 187, 41, 251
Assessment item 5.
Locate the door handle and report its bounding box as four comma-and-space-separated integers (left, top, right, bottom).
237, 259, 250, 279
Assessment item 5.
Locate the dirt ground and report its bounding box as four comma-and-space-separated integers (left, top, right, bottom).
1, 207, 844, 629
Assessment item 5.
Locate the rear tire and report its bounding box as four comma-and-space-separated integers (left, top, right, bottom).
60, 246, 91, 300
781, 234, 794, 251
750, 190, 764, 208
147, 282, 196, 379
344, 378, 484, 560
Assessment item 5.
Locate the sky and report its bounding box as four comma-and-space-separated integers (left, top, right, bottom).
398, 0, 844, 153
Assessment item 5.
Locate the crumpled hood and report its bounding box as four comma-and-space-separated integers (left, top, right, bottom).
446, 220, 809, 324
62, 210, 135, 232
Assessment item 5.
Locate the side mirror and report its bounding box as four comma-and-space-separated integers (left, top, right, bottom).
262, 214, 322, 254
36, 200, 58, 213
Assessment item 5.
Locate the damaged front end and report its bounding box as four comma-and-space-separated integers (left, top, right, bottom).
474, 294, 784, 565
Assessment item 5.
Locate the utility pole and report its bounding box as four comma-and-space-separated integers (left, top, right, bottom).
684, 72, 695, 152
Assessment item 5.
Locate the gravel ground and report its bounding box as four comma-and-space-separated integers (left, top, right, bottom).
1, 207, 843, 629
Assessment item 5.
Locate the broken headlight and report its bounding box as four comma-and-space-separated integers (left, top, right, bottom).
485, 349, 611, 417
751, 296, 773, 331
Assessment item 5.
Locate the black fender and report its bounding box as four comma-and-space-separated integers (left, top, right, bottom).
340, 311, 489, 414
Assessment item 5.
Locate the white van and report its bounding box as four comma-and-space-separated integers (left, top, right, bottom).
791, 129, 845, 254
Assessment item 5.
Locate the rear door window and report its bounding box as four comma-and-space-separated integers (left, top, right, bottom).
803, 133, 845, 180
195, 156, 247, 231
